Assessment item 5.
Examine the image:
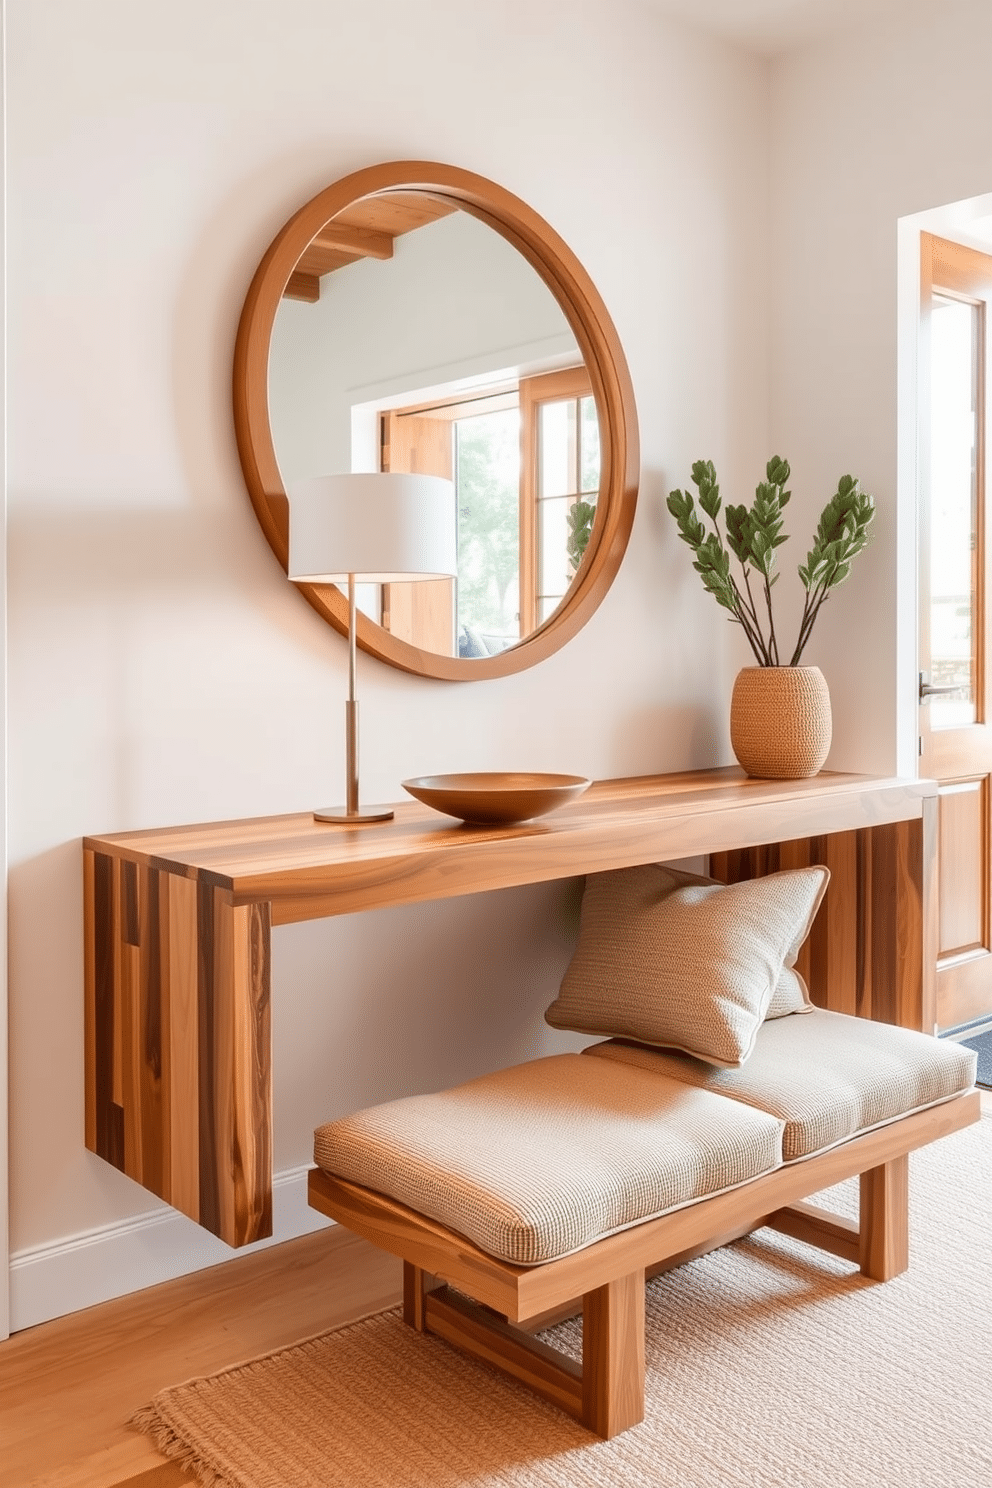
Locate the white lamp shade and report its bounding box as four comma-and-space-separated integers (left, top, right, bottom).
288, 473, 458, 583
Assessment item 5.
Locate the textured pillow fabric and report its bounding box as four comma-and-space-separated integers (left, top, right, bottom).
545, 863, 829, 1068
766, 966, 814, 1018
632, 868, 816, 1020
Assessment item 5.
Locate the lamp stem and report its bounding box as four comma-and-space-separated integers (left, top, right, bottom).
346, 573, 359, 816
313, 573, 392, 824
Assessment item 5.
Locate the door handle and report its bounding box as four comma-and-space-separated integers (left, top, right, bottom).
919, 672, 962, 701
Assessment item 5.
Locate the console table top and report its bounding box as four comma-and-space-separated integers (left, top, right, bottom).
84, 767, 932, 925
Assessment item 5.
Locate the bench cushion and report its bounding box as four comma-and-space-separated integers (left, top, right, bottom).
313, 1054, 784, 1265
583, 1010, 977, 1162
545, 863, 828, 1068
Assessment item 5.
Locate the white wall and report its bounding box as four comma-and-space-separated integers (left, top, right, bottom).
5, 0, 771, 1325
1, 0, 9, 1340
767, 0, 992, 777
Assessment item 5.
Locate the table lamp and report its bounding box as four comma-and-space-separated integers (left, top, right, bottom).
288, 472, 458, 824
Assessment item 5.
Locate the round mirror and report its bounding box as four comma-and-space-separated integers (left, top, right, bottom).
234, 161, 639, 680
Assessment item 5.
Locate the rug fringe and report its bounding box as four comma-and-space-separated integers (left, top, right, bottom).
128, 1403, 233, 1488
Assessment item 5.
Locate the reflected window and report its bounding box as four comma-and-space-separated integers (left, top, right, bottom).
378, 364, 599, 655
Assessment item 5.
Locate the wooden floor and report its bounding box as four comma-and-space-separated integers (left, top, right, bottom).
0, 1224, 401, 1488
4, 1091, 990, 1488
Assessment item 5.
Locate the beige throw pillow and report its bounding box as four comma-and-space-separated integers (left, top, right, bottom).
545, 863, 829, 1068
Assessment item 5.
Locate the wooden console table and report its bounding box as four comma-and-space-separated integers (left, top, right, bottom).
83, 768, 937, 1248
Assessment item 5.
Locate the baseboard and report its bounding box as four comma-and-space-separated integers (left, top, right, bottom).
8, 1166, 333, 1332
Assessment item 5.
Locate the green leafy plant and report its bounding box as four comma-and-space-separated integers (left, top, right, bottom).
666, 457, 875, 667
567, 497, 597, 572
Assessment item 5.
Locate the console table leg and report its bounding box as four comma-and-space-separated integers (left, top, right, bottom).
84, 851, 273, 1247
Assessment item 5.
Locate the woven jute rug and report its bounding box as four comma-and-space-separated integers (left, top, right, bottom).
131, 1119, 991, 1488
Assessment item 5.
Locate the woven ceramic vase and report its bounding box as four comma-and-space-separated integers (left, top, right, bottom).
730, 665, 832, 779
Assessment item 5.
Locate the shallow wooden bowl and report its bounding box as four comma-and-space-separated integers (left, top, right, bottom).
401, 772, 591, 826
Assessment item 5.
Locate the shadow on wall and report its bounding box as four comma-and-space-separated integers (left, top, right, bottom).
611, 704, 726, 775
6, 504, 286, 612
270, 876, 590, 1165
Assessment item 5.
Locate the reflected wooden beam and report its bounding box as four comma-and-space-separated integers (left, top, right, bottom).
311, 224, 394, 259
284, 270, 319, 303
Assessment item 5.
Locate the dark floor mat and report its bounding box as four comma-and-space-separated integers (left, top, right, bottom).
960, 1029, 992, 1088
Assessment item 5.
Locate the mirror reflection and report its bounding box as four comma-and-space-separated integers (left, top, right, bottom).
268, 193, 601, 659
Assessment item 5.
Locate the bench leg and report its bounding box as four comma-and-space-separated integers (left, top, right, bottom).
582, 1270, 645, 1438
403, 1261, 440, 1330
859, 1155, 909, 1280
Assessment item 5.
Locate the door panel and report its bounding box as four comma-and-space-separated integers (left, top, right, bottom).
920, 233, 992, 1031
381, 411, 456, 654
937, 779, 986, 955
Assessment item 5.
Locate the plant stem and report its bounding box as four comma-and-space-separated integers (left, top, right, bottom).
762, 572, 780, 665
702, 508, 771, 665
789, 581, 830, 666
735, 568, 772, 664
730, 574, 771, 664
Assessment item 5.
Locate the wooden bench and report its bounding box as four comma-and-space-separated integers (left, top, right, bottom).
309, 1022, 979, 1440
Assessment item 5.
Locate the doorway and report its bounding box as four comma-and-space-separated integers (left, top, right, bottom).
918, 231, 992, 1036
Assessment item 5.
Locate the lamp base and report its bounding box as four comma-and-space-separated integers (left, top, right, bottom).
313, 805, 395, 825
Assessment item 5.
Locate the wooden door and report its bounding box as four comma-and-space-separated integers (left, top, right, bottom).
381, 411, 456, 654
919, 233, 992, 1032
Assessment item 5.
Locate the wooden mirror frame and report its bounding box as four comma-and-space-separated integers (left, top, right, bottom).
233, 161, 640, 680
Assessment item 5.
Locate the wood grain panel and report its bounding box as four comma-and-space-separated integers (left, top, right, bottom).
119, 862, 142, 1181
713, 815, 931, 1029
196, 881, 221, 1237
195, 888, 273, 1247
937, 780, 987, 955
165, 872, 199, 1221
84, 854, 274, 1244
84, 849, 124, 1169
870, 818, 926, 1028
937, 949, 992, 1031
230, 900, 273, 1246
137, 865, 164, 1198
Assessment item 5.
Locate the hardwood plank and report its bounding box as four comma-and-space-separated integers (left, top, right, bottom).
138, 865, 165, 1200
165, 872, 199, 1221
0, 1226, 401, 1488
230, 900, 272, 1246
194, 888, 273, 1247
812, 830, 859, 1014
87, 850, 123, 1171
83, 849, 98, 1154
210, 888, 238, 1246
195, 881, 220, 1238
